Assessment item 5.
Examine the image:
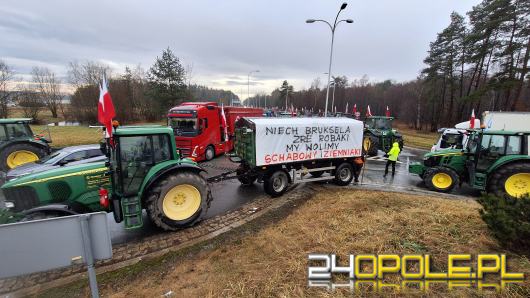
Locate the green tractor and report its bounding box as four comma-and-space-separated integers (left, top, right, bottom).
409, 129, 530, 198
0, 118, 51, 171
0, 125, 212, 231
362, 116, 404, 156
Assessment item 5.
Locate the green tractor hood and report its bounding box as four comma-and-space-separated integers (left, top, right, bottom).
2, 161, 109, 213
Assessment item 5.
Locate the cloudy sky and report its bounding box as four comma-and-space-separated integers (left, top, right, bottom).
1, 0, 481, 99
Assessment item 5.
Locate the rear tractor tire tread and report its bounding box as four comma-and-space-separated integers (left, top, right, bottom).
0, 143, 47, 171
487, 163, 530, 198
146, 171, 212, 231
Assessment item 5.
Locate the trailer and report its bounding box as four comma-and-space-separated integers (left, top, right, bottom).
209, 117, 364, 196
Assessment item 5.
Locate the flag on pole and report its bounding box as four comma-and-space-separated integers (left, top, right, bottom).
345, 102, 349, 114
366, 105, 372, 117
470, 109, 475, 129
221, 104, 228, 142
352, 103, 357, 114
385, 106, 390, 117
97, 77, 116, 140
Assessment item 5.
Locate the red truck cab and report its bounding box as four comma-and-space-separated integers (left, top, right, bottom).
168, 102, 262, 161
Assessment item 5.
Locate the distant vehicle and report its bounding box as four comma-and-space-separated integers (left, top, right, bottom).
362, 116, 403, 156
168, 102, 263, 161
6, 144, 105, 181
0, 118, 52, 171
432, 112, 530, 152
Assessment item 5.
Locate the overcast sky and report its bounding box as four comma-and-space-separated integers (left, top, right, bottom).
1, 0, 481, 99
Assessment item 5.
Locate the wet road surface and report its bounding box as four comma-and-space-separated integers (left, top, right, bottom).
109, 147, 481, 244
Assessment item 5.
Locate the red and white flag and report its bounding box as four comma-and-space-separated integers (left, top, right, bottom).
470, 109, 475, 129
366, 105, 372, 117
386, 106, 391, 117
98, 77, 116, 139
221, 104, 228, 142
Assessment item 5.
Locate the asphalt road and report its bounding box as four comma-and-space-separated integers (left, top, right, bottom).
0, 147, 481, 245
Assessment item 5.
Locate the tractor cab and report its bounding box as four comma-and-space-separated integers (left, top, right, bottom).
465, 130, 530, 193
364, 116, 393, 131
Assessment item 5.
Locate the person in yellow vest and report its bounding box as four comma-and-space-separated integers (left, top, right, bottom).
384, 142, 401, 177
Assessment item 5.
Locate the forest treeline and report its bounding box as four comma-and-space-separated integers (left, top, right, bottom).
246, 0, 529, 131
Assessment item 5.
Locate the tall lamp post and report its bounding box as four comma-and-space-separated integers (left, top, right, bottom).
307, 2, 353, 117
248, 70, 260, 105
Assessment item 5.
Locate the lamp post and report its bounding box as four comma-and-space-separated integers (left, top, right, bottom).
330, 80, 336, 115
248, 70, 260, 104
307, 2, 353, 117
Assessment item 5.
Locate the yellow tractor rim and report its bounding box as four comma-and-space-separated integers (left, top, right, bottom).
363, 137, 371, 151
432, 172, 452, 189
504, 173, 530, 198
6, 150, 39, 169
162, 184, 202, 221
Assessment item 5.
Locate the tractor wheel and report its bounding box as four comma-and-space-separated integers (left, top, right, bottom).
424, 167, 459, 193
146, 172, 212, 231
487, 163, 530, 199
204, 145, 216, 161
363, 135, 379, 156
333, 162, 354, 186
264, 170, 289, 197
236, 164, 257, 186
0, 143, 47, 171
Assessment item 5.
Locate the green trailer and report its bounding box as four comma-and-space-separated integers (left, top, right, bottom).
216, 117, 365, 197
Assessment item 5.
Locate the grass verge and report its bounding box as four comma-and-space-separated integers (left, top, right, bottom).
395, 124, 439, 150
40, 189, 530, 297
30, 125, 103, 148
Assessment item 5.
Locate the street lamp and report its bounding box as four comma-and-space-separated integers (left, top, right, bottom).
329, 80, 336, 115
307, 2, 353, 117
248, 70, 260, 105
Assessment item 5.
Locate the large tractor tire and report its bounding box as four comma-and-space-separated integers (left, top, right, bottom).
146, 171, 212, 231
236, 164, 257, 186
264, 169, 290, 197
363, 135, 379, 156
487, 163, 530, 199
424, 166, 459, 193
0, 143, 48, 171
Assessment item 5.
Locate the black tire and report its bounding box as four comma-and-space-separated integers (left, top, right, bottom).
310, 171, 324, 178
204, 145, 215, 161
363, 135, 379, 156
0, 143, 48, 171
263, 170, 289, 197
487, 163, 530, 199
236, 164, 257, 186
424, 166, 459, 193
333, 162, 354, 186
146, 171, 212, 231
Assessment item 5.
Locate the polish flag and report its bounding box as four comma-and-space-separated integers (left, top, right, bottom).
386, 106, 391, 117
470, 109, 475, 129
366, 105, 372, 117
221, 104, 228, 142
98, 77, 115, 139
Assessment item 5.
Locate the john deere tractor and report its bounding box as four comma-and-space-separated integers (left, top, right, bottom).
0, 125, 212, 231
0, 118, 51, 171
409, 129, 530, 198
362, 116, 403, 156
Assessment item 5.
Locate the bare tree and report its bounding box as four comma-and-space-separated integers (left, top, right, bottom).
67, 60, 112, 87
185, 62, 194, 89
15, 83, 43, 121
0, 60, 14, 118
32, 67, 63, 118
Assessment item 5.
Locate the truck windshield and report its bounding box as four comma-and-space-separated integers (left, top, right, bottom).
365, 118, 391, 130
168, 117, 198, 137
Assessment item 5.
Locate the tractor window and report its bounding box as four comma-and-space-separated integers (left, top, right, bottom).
5, 124, 31, 139
506, 136, 521, 155
365, 118, 391, 130
117, 134, 171, 196
0, 125, 7, 141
